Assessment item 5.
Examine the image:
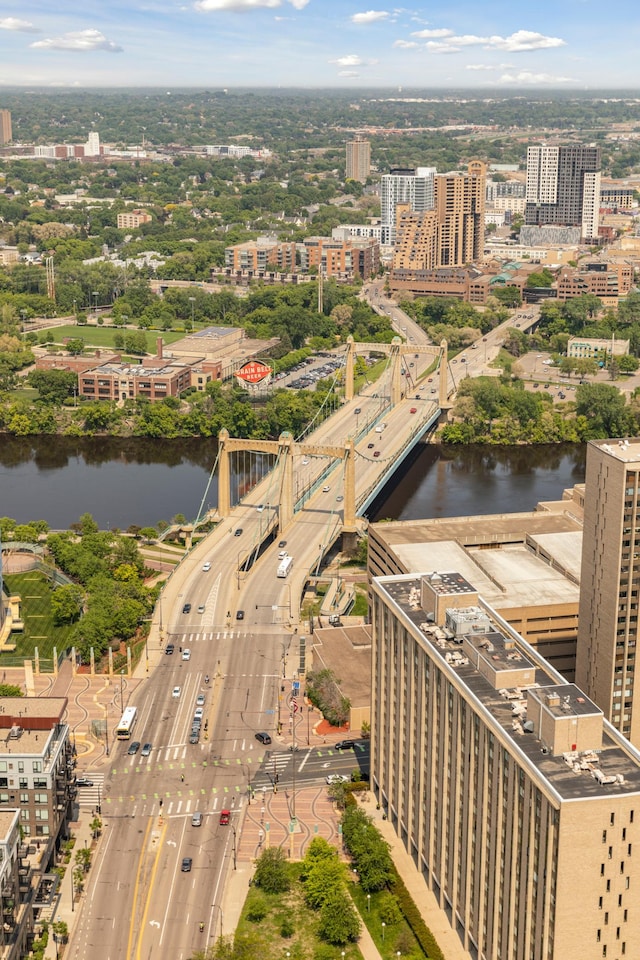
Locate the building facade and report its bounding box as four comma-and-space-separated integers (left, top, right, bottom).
345, 136, 371, 183
116, 209, 152, 230
525, 145, 602, 242
380, 167, 436, 245
372, 570, 640, 960
576, 439, 640, 745
0, 110, 12, 146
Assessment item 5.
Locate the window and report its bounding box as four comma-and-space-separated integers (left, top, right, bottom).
20, 793, 28, 804
34, 794, 47, 805
35, 809, 48, 821
19, 778, 28, 789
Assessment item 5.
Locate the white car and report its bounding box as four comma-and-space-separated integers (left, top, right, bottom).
172, 686, 181, 699
322, 485, 330, 493
202, 561, 211, 572
182, 649, 191, 661
326, 774, 349, 785
302, 458, 309, 465
194, 707, 204, 720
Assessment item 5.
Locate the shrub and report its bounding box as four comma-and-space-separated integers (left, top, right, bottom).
246, 897, 268, 923
280, 917, 295, 938
253, 847, 290, 894
389, 865, 445, 960
378, 891, 402, 925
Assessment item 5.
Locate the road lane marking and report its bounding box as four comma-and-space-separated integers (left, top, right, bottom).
126, 816, 155, 960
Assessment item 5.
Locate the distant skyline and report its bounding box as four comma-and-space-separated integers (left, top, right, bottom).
0, 1, 638, 90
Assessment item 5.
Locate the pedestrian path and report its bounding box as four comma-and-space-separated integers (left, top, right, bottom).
75, 773, 105, 808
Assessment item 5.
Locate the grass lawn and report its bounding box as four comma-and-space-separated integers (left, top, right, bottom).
235, 863, 364, 960
45, 326, 189, 349
350, 885, 425, 960
12, 387, 40, 402
2, 571, 75, 665
350, 584, 369, 618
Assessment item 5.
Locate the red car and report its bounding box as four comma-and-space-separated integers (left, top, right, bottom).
373, 451, 380, 458
409, 407, 417, 414
219, 810, 231, 825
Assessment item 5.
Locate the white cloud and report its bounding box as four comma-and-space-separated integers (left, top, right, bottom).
0, 17, 39, 32
411, 28, 453, 39
330, 54, 364, 66
445, 34, 489, 47
30, 29, 123, 53
339, 70, 360, 77
500, 70, 576, 84
351, 10, 389, 23
466, 64, 496, 71
487, 30, 566, 52
425, 41, 459, 54
195, 0, 309, 9
393, 39, 418, 48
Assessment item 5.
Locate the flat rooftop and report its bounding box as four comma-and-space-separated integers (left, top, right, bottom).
593, 438, 640, 464
0, 697, 67, 722
377, 574, 640, 802
0, 810, 19, 839
313, 625, 372, 710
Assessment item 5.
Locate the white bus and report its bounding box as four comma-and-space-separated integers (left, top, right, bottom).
277, 555, 294, 578
116, 706, 138, 740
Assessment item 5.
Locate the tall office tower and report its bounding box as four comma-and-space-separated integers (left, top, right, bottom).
576, 438, 640, 745
372, 569, 640, 960
84, 131, 101, 157
0, 109, 12, 145
345, 136, 371, 183
434, 160, 486, 265
380, 166, 436, 245
525, 144, 601, 241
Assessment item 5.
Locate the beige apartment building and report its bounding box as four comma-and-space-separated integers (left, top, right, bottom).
372, 569, 640, 960
116, 209, 152, 229
577, 439, 640, 746
345, 136, 371, 183
0, 109, 12, 145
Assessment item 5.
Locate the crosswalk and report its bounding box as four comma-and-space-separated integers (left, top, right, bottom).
75, 773, 105, 808
106, 792, 242, 820
167, 630, 255, 644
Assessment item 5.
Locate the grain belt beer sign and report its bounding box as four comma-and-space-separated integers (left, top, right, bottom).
235, 360, 272, 384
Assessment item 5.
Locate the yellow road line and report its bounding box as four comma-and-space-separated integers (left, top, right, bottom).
135, 819, 167, 960
126, 816, 154, 960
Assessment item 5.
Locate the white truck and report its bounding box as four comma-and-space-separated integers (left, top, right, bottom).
277, 555, 294, 578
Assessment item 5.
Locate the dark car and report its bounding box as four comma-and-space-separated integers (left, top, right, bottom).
75, 777, 94, 787
165, 643, 175, 655
189, 729, 200, 744
334, 740, 357, 751
236, 609, 245, 620
181, 857, 192, 872
182, 603, 191, 614
234, 528, 243, 537
278, 540, 287, 548
367, 442, 374, 449
255, 731, 272, 745
141, 742, 152, 757
373, 451, 380, 458
127, 741, 141, 755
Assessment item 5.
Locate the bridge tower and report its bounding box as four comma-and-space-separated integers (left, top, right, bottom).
438, 339, 449, 410
390, 336, 404, 406
279, 432, 295, 530
344, 336, 355, 402
217, 428, 232, 518
342, 437, 358, 555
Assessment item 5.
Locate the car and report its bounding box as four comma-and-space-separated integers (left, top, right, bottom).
127, 741, 141, 755
278, 550, 288, 559
194, 707, 204, 720
256, 504, 264, 512
427, 377, 433, 382
278, 540, 287, 548
354, 407, 361, 414
141, 742, 152, 757
196, 694, 206, 707
409, 362, 414, 368
302, 458, 310, 465
189, 729, 200, 744
367, 442, 375, 449
234, 528, 242, 537
558, 391, 566, 399
255, 732, 272, 745
197, 604, 205, 614
236, 609, 244, 620
322, 485, 330, 492
410, 407, 417, 414
181, 857, 192, 872
192, 811, 203, 827
182, 648, 191, 661
202, 561, 211, 572
533, 382, 539, 389
336, 495, 344, 502
375, 426, 383, 433
172, 686, 181, 699
182, 603, 191, 614
460, 358, 466, 363
431, 388, 437, 394
482, 337, 488, 341
334, 740, 357, 751
373, 451, 380, 458
219, 809, 231, 825
326, 774, 349, 784
75, 777, 94, 787
192, 717, 202, 730
165, 643, 175, 655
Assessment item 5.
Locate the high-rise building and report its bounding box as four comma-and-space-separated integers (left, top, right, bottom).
576, 439, 640, 744
392, 161, 486, 272
0, 109, 12, 145
525, 144, 601, 242
372, 569, 640, 960
380, 166, 436, 245
345, 136, 371, 183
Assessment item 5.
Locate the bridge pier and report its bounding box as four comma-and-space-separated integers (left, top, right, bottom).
390, 337, 404, 406
217, 428, 231, 518
345, 336, 355, 402
280, 433, 295, 530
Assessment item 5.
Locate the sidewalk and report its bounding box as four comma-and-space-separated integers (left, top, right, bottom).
43, 808, 99, 960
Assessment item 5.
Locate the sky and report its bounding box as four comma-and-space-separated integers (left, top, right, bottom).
0, 0, 637, 90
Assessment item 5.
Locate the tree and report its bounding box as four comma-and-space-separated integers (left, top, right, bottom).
0, 684, 23, 697
51, 584, 84, 625
317, 888, 361, 945
304, 858, 345, 909
66, 338, 85, 356
253, 847, 290, 894
28, 369, 78, 404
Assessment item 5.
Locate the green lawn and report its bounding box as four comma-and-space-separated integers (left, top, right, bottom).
2, 571, 75, 667
351, 885, 424, 959
44, 326, 189, 349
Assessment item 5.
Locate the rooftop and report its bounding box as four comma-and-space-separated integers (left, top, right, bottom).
593, 437, 640, 464
376, 574, 640, 802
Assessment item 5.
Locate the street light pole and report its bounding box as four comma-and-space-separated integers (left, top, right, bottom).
231, 825, 237, 870
120, 670, 125, 710
92, 291, 99, 317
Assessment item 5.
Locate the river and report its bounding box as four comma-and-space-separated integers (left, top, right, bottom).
0, 436, 586, 530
